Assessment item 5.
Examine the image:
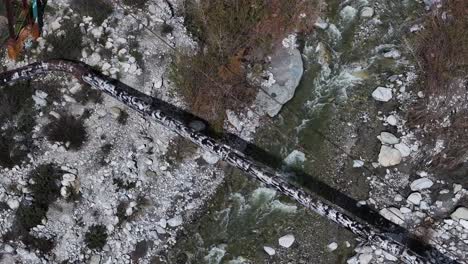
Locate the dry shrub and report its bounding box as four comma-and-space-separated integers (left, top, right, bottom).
173, 0, 319, 127
408, 0, 468, 170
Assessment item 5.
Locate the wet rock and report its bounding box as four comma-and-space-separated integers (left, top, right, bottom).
407, 192, 422, 205
327, 242, 338, 252
383, 50, 401, 59
451, 207, 468, 221
353, 160, 364, 168
378, 146, 402, 167
410, 178, 434, 191
278, 234, 295, 248
284, 150, 306, 166
263, 246, 275, 256
256, 47, 303, 117
372, 87, 392, 102
189, 120, 206, 132
340, 6, 357, 22
378, 132, 399, 145
360, 7, 374, 18
379, 207, 405, 225
314, 17, 328, 29
394, 143, 411, 157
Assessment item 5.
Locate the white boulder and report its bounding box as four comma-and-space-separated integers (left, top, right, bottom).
263, 246, 276, 256
379, 207, 405, 225
256, 48, 303, 117
407, 192, 422, 205
7, 199, 19, 210
386, 115, 397, 126
394, 143, 411, 157
372, 87, 393, 102
284, 150, 306, 166
451, 207, 468, 221
360, 7, 374, 18
410, 178, 434, 191
378, 132, 399, 145
327, 242, 338, 252
378, 146, 402, 167
278, 234, 295, 248
167, 215, 183, 227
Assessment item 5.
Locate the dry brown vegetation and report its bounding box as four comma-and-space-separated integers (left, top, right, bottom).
408, 0, 468, 170
171, 0, 320, 129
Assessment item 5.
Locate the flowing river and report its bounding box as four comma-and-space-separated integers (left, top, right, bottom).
168, 0, 424, 263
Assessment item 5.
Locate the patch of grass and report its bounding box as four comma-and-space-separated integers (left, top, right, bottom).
85, 224, 108, 250
97, 143, 113, 165
44, 114, 88, 150
0, 81, 35, 168
71, 0, 114, 25
41, 18, 84, 60
117, 110, 129, 125
408, 0, 468, 170
6, 164, 62, 253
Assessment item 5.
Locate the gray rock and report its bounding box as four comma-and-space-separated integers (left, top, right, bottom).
451, 207, 468, 221
256, 48, 303, 117
378, 146, 402, 167
360, 7, 374, 18
263, 246, 276, 256
372, 87, 392, 102
378, 132, 399, 145
379, 207, 404, 225
407, 192, 422, 205
410, 178, 434, 191
278, 234, 295, 248
167, 215, 183, 227
7, 199, 19, 210
394, 143, 411, 157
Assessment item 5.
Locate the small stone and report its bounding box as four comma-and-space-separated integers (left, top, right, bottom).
460, 219, 468, 229
358, 253, 373, 264
167, 215, 183, 227
284, 150, 306, 166
109, 107, 122, 119
379, 207, 405, 225
383, 50, 401, 59
4, 244, 14, 253
63, 173, 76, 182
32, 95, 47, 107
353, 160, 364, 168
410, 178, 434, 191
451, 207, 468, 221
372, 87, 393, 102
88, 52, 101, 66
49, 111, 60, 119
203, 151, 220, 165
63, 94, 77, 103
378, 146, 402, 167
360, 7, 374, 18
378, 132, 399, 145
7, 199, 19, 210
417, 91, 425, 98
263, 246, 276, 256
102, 63, 112, 71
454, 184, 462, 193
400, 207, 412, 214
407, 192, 422, 205
278, 234, 295, 248
327, 242, 338, 252
386, 115, 397, 126
394, 143, 411, 157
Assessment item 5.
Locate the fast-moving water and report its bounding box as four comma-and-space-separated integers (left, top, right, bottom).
168, 0, 423, 263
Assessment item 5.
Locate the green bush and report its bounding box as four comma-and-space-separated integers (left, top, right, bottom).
44, 114, 88, 150
85, 225, 108, 250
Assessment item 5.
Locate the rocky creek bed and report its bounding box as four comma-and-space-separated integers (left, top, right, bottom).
0, 0, 467, 264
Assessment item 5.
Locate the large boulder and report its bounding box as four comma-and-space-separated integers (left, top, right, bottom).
256, 47, 303, 117
378, 146, 402, 167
